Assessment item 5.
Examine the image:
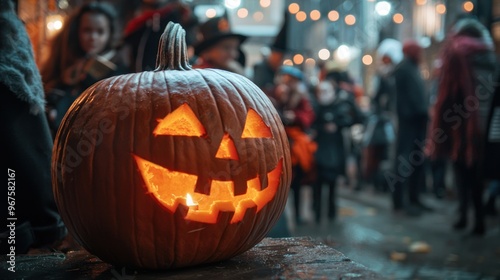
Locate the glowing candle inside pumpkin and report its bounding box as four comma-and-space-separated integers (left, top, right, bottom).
186, 193, 199, 210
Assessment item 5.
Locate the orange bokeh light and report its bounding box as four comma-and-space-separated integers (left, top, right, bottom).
296, 11, 307, 22
393, 13, 404, 24
310, 10, 321, 21
436, 4, 446, 14
328, 10, 339, 21
362, 55, 373, 65
463, 1, 474, 12
288, 3, 300, 14
345, 14, 356, 25
293, 54, 304, 64
237, 8, 248, 18
260, 0, 271, 8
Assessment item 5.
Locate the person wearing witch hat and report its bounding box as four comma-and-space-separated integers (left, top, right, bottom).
192, 15, 247, 75
253, 11, 289, 94
122, 0, 197, 72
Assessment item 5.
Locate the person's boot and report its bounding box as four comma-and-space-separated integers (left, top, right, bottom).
470, 222, 485, 236
453, 215, 467, 230
485, 195, 498, 216
328, 202, 337, 221
314, 202, 321, 224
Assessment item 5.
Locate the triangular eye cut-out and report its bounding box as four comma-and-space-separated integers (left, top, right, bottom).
153, 103, 206, 137
215, 133, 239, 160
241, 109, 272, 138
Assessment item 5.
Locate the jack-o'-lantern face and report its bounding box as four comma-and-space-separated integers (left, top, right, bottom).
52, 22, 291, 269
133, 103, 282, 224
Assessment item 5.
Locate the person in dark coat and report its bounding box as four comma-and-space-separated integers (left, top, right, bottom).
0, 0, 67, 254
390, 40, 431, 216
312, 80, 360, 223
363, 39, 402, 192
373, 38, 403, 116
484, 72, 500, 215
427, 18, 498, 235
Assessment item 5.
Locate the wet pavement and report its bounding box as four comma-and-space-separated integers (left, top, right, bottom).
286, 182, 500, 279
0, 237, 382, 279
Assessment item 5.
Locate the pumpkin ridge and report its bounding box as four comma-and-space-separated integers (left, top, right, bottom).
147, 71, 169, 268
189, 70, 226, 194
227, 208, 260, 260
214, 78, 250, 196
195, 69, 236, 214
229, 76, 291, 238
63, 83, 104, 250
210, 70, 268, 192
107, 72, 141, 266
160, 70, 182, 267
185, 70, 253, 262
236, 76, 292, 194
206, 210, 236, 263
177, 71, 213, 198
162, 70, 185, 186
234, 165, 279, 256
53, 83, 83, 252
200, 70, 258, 196
129, 72, 145, 268
200, 71, 269, 259
95, 77, 119, 264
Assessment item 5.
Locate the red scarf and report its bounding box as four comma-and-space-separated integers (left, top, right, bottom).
427, 35, 490, 166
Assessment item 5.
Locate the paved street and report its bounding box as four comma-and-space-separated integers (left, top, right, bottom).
286, 182, 500, 279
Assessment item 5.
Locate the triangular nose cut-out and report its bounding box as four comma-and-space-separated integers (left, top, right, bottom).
241, 109, 272, 138
216, 133, 239, 160
153, 103, 206, 137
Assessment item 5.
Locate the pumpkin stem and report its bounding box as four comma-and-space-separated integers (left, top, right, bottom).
155, 22, 192, 71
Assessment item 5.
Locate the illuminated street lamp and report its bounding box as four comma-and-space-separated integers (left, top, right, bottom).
225, 0, 241, 9
375, 1, 392, 16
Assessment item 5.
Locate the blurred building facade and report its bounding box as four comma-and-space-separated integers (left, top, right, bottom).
13, 0, 500, 89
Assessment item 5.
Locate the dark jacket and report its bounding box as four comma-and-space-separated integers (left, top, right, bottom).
45, 50, 128, 136
122, 2, 192, 72
253, 60, 276, 93
0, 0, 66, 253
313, 96, 360, 176
393, 58, 428, 121
484, 71, 500, 179
373, 74, 396, 115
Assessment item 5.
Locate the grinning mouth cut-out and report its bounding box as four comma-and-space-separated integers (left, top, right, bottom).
133, 155, 283, 224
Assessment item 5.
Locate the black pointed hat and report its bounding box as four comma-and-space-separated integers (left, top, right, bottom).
194, 12, 247, 56
270, 11, 289, 52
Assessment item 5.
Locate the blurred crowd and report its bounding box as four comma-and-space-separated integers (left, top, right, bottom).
1, 0, 499, 254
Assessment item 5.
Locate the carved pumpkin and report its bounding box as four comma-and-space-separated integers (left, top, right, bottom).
52, 22, 291, 269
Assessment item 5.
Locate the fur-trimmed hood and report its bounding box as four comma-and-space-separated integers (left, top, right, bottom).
0, 0, 45, 115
